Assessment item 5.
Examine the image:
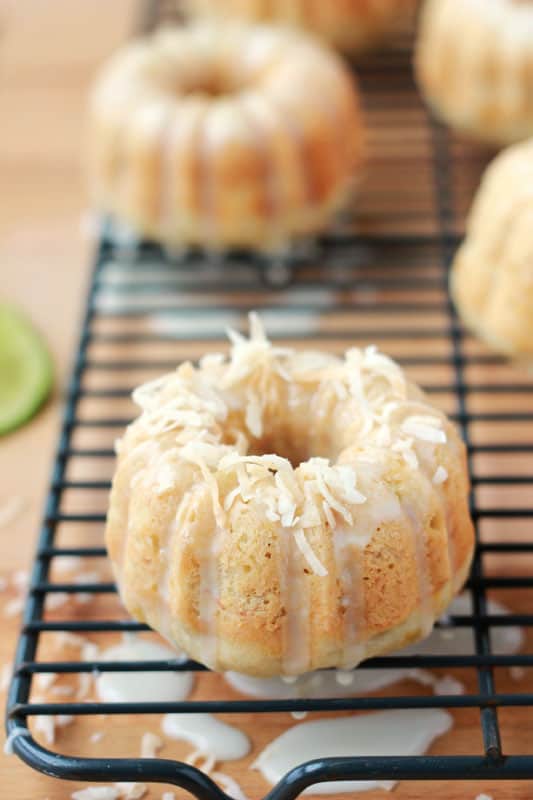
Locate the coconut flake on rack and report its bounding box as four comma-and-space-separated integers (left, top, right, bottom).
0, 495, 26, 529
71, 788, 120, 800
140, 731, 163, 758
212, 771, 250, 800
114, 783, 148, 800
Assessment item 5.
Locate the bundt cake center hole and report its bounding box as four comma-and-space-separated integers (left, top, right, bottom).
177, 68, 238, 99
246, 433, 328, 469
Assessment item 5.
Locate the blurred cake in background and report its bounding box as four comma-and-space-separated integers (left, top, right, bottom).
183, 0, 412, 54
416, 0, 533, 145
451, 138, 533, 359
88, 22, 364, 251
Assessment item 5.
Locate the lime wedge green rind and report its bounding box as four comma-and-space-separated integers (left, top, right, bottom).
0, 304, 53, 436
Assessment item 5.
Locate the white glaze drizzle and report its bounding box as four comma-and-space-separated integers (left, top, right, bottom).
253, 709, 453, 794
95, 639, 193, 703
225, 667, 435, 700
162, 713, 250, 761
333, 525, 366, 669
279, 526, 310, 675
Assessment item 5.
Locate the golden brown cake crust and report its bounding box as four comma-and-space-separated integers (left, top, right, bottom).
416, 0, 533, 145
183, 0, 411, 53
451, 138, 533, 358
105, 315, 474, 676
88, 22, 364, 249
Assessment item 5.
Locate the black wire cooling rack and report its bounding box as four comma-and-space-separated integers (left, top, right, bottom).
6, 2, 533, 797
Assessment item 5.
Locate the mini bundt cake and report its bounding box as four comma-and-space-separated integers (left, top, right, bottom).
106, 314, 474, 677
451, 138, 533, 358
184, 0, 411, 54
416, 0, 533, 145
88, 23, 364, 250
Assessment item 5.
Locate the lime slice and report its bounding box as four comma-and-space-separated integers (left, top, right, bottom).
0, 304, 53, 435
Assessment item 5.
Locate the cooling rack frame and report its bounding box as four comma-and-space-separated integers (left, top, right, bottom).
5, 1, 533, 797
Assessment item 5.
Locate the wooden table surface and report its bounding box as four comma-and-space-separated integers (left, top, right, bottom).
1, 2, 533, 799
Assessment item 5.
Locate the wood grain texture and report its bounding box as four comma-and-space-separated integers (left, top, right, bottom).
1, 2, 533, 799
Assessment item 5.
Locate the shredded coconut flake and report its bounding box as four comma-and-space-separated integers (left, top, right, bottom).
293, 528, 328, 577
186, 749, 217, 774
140, 731, 163, 758
0, 496, 25, 529
50, 684, 75, 697
54, 556, 83, 574
402, 416, 446, 444
510, 666, 526, 682
1, 663, 12, 692
45, 592, 69, 611
73, 571, 100, 585
34, 712, 55, 745
71, 788, 120, 800
77, 672, 93, 700
434, 675, 464, 695
82, 641, 101, 662
12, 570, 29, 590
4, 596, 24, 617
114, 783, 148, 800
56, 714, 74, 728
212, 771, 250, 800
35, 673, 57, 692
432, 465, 448, 485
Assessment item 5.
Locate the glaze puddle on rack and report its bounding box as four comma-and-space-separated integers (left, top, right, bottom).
253, 709, 453, 794
95, 639, 194, 704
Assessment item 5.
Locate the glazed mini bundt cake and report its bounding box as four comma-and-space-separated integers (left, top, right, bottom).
88, 22, 364, 250
416, 0, 533, 145
451, 138, 533, 359
106, 315, 475, 676
184, 0, 412, 54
